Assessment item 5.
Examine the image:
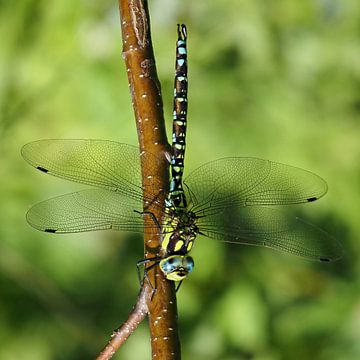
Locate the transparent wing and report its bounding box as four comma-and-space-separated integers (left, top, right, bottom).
21, 139, 158, 203
197, 206, 343, 262
184, 157, 328, 216
26, 189, 149, 234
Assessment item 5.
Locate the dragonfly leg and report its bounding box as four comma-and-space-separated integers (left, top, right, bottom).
136, 257, 162, 297
175, 280, 183, 292
134, 210, 162, 230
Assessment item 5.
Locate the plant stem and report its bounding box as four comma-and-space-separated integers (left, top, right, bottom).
96, 1, 181, 359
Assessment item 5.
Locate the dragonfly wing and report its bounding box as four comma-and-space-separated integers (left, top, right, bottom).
21, 140, 160, 202
26, 189, 148, 234
197, 206, 343, 262
184, 157, 327, 215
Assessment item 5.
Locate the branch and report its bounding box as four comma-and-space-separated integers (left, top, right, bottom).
96, 1, 181, 359
96, 285, 150, 360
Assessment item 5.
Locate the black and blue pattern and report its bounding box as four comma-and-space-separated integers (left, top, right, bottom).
169, 24, 188, 209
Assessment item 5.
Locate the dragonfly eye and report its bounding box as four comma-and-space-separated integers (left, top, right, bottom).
183, 256, 194, 273
160, 256, 183, 274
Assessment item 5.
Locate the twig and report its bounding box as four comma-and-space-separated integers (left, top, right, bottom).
96, 285, 150, 360
96, 1, 181, 359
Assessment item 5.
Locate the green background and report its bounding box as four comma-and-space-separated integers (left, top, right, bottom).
1, 1, 359, 359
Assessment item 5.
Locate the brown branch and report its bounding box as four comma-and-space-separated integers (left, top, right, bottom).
96, 1, 181, 359
96, 285, 150, 360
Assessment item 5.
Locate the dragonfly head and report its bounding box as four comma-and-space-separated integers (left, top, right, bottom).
159, 255, 194, 281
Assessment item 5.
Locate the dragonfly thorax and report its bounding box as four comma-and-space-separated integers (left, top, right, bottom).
162, 208, 199, 257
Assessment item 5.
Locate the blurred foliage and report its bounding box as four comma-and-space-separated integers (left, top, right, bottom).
0, 0, 359, 359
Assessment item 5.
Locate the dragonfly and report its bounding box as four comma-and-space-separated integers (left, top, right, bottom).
22, 25, 342, 286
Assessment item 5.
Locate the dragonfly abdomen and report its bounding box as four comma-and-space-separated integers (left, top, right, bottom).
169, 24, 188, 209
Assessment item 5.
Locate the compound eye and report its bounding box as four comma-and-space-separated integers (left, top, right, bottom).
172, 257, 182, 267
161, 256, 182, 274
184, 256, 194, 273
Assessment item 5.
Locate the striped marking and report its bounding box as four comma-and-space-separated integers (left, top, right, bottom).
174, 240, 184, 252
187, 241, 193, 252
177, 59, 185, 67
174, 144, 185, 150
